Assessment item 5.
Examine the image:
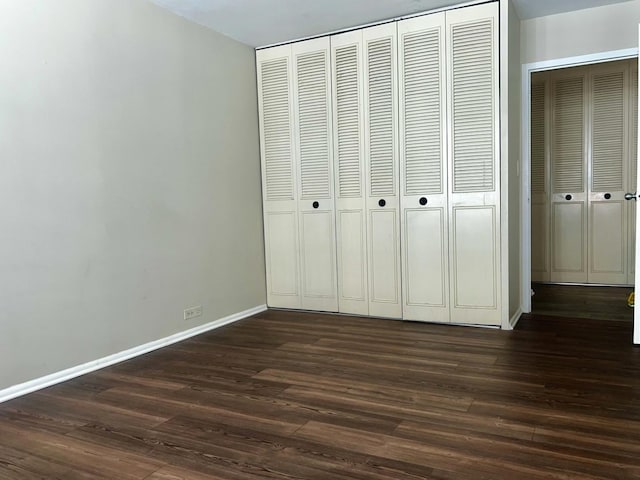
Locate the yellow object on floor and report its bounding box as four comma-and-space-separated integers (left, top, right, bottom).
627, 292, 634, 308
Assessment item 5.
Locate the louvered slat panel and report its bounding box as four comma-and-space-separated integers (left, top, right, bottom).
367, 37, 395, 197
631, 66, 638, 191
553, 77, 584, 193
335, 44, 362, 198
403, 29, 442, 195
261, 58, 294, 201
592, 72, 625, 192
296, 51, 331, 199
451, 20, 495, 193
531, 82, 546, 194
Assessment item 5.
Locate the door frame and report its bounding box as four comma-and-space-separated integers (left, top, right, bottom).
520, 47, 639, 313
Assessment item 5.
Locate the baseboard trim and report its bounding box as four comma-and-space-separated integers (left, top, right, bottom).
509, 307, 523, 329
0, 304, 267, 404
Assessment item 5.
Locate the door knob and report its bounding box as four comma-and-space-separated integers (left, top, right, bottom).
312, 201, 319, 209
419, 197, 428, 206
625, 192, 638, 201
565, 194, 572, 201
378, 199, 386, 207
604, 193, 611, 200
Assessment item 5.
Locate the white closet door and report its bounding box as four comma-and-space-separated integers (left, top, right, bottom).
446, 3, 500, 326
363, 23, 402, 319
550, 72, 588, 283
531, 77, 551, 282
256, 45, 301, 308
331, 31, 369, 315
398, 13, 449, 323
292, 38, 338, 312
588, 63, 630, 284
629, 60, 638, 285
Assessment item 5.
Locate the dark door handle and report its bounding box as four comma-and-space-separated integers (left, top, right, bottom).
625, 192, 637, 201
312, 201, 319, 209
565, 194, 572, 201
604, 193, 611, 200
378, 199, 386, 207
419, 197, 428, 206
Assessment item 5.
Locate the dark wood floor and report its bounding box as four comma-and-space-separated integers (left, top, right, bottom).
1, 309, 640, 479
532, 283, 634, 321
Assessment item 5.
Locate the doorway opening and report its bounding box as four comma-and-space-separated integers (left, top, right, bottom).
528, 57, 638, 322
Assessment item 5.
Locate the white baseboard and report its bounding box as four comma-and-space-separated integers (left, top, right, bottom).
0, 304, 267, 404
509, 307, 523, 329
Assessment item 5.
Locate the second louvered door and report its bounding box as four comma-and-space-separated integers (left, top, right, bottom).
398, 13, 449, 323
363, 23, 402, 319
446, 3, 500, 325
292, 38, 338, 312
550, 71, 588, 283
588, 62, 630, 284
332, 31, 369, 315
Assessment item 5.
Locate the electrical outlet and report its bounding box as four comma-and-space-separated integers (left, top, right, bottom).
184, 305, 202, 321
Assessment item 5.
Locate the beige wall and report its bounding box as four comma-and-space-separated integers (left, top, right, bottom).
522, 0, 640, 64
0, 0, 266, 390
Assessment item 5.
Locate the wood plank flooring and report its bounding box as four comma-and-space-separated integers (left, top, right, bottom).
1, 309, 640, 479
532, 283, 633, 321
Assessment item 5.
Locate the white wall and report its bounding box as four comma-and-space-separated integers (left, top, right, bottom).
521, 0, 640, 64
0, 0, 266, 390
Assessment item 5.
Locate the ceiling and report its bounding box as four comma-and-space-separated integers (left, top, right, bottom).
148, 0, 636, 47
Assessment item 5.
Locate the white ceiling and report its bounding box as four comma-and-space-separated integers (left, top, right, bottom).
148, 0, 636, 47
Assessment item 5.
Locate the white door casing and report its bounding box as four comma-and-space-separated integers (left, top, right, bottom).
634, 25, 640, 344
257, 45, 301, 309
398, 13, 450, 323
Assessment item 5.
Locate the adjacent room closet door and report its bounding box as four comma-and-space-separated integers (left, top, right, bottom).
550, 71, 588, 283
256, 45, 301, 309
588, 62, 630, 284
446, 3, 501, 325
531, 76, 551, 282
331, 30, 369, 315
363, 23, 402, 319
398, 13, 449, 323
292, 38, 339, 311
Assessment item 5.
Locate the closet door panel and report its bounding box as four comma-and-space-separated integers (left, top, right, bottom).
552, 202, 585, 275
257, 45, 301, 309
405, 208, 447, 309
300, 210, 337, 298
452, 207, 497, 311
332, 31, 369, 315
446, 3, 500, 326
398, 13, 449, 323
292, 38, 338, 311
589, 64, 629, 284
363, 23, 402, 318
550, 73, 588, 283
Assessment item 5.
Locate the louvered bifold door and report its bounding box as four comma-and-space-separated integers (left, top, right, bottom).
531, 76, 551, 282
446, 3, 500, 326
256, 45, 301, 309
588, 62, 630, 285
292, 38, 339, 312
398, 13, 449, 323
331, 31, 369, 315
363, 23, 402, 319
549, 71, 588, 283
628, 59, 638, 285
